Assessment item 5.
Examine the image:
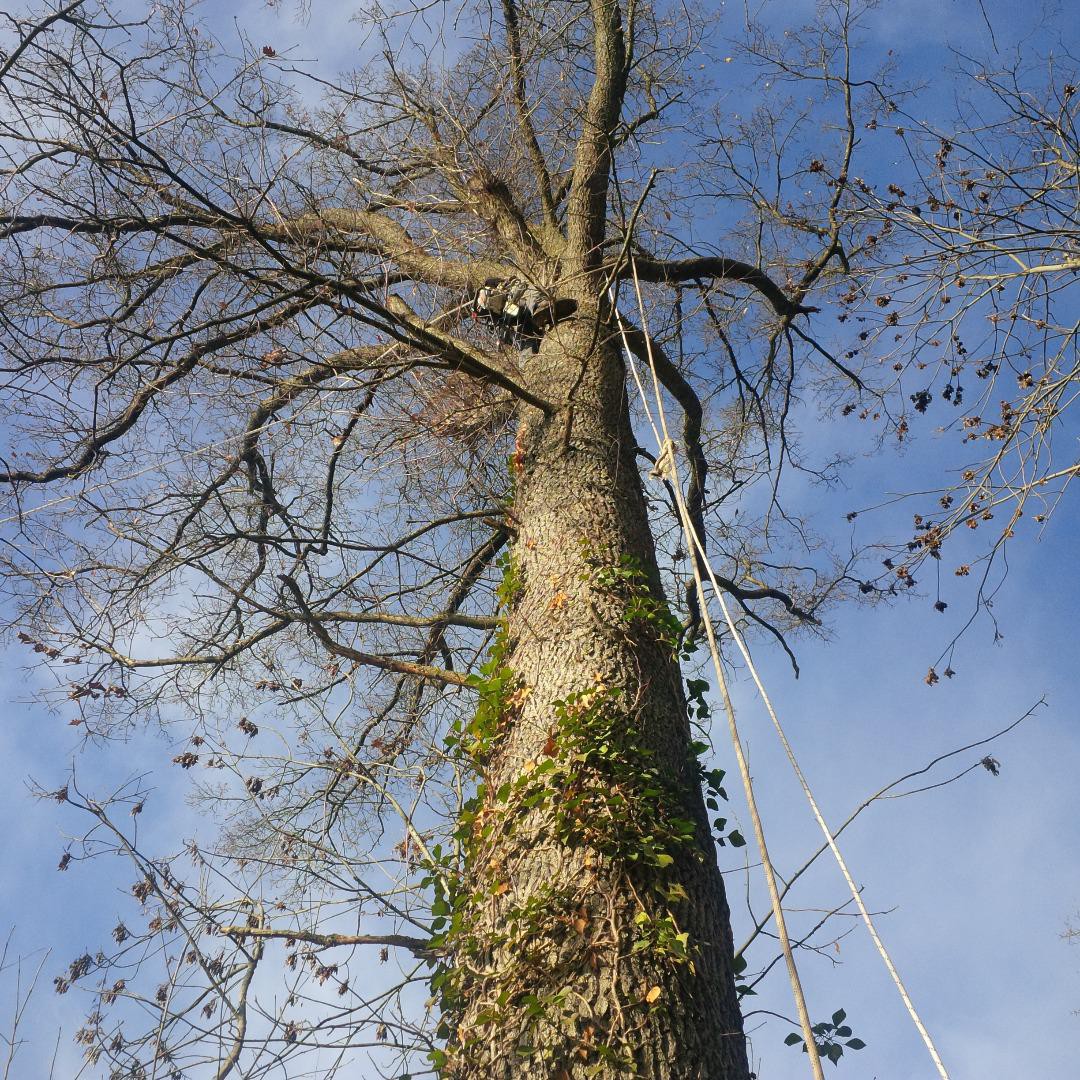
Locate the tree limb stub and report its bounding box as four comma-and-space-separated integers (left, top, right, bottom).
220, 926, 434, 958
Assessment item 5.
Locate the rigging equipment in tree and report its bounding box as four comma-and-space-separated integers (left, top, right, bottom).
471, 277, 576, 352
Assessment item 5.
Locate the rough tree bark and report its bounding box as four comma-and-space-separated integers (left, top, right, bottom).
425, 2, 752, 1068
439, 307, 750, 1077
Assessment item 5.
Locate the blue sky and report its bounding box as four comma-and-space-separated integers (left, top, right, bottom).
0, 0, 1077, 1077
720, 492, 1080, 1077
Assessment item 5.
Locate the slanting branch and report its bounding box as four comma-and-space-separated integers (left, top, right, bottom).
565, 0, 629, 269
735, 699, 1046, 961
618, 321, 709, 557
0, 0, 88, 83
278, 575, 472, 687
215, 933, 263, 1080
619, 321, 819, 629
385, 295, 555, 415
622, 315, 812, 630
628, 255, 818, 318
272, 208, 510, 289
0, 294, 316, 486
500, 0, 557, 227
220, 926, 434, 959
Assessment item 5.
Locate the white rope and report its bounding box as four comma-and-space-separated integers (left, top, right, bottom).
611, 293, 827, 1080
617, 264, 951, 1080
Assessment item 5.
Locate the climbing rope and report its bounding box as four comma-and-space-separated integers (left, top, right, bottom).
615, 262, 951, 1080
610, 291, 827, 1080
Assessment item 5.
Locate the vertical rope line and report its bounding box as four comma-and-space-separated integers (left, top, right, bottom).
619, 264, 951, 1080
611, 294, 827, 1080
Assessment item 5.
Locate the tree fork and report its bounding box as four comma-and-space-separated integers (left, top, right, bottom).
438, 314, 750, 1078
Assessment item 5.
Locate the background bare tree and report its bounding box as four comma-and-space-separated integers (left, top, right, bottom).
0, 0, 1074, 1077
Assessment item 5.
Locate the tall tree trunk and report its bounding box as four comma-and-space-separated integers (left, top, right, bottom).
440, 310, 750, 1078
